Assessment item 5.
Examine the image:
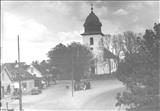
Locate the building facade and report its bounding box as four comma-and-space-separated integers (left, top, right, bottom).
1, 63, 35, 98
27, 64, 52, 87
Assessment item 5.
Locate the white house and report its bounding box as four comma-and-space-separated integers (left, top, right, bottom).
1, 62, 35, 98
27, 64, 52, 87
27, 64, 43, 78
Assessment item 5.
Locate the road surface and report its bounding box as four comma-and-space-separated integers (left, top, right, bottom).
3, 79, 124, 111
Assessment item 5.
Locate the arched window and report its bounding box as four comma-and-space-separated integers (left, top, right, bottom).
90, 37, 94, 45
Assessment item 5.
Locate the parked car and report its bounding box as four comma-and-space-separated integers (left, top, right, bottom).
11, 95, 19, 100
31, 87, 42, 95
74, 80, 91, 91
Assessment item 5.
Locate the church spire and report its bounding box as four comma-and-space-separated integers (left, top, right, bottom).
91, 3, 93, 12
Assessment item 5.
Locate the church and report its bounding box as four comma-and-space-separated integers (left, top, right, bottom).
81, 5, 117, 75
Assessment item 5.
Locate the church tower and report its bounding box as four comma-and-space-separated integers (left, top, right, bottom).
81, 4, 105, 74
81, 4, 104, 55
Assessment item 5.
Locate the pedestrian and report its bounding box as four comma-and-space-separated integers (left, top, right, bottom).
83, 83, 86, 90
7, 85, 10, 94
66, 85, 69, 89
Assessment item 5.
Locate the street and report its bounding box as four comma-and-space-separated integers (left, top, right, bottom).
4, 79, 124, 111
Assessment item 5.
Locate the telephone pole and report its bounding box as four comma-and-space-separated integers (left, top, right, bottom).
71, 51, 74, 97
17, 35, 23, 111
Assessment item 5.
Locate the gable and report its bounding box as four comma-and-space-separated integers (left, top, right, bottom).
1, 67, 13, 84
2, 63, 34, 81
27, 65, 42, 78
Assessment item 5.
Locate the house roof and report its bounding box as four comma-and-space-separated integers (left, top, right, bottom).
3, 63, 33, 82
103, 48, 118, 59
32, 64, 50, 76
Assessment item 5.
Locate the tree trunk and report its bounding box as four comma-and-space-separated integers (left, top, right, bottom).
108, 59, 111, 74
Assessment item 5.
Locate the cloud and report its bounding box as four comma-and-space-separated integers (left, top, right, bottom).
127, 2, 143, 10
95, 6, 108, 19
57, 31, 82, 45
2, 12, 50, 42
132, 25, 145, 33
1, 12, 57, 63
2, 12, 22, 41
144, 1, 156, 7
1, 1, 159, 63
112, 9, 128, 15
101, 20, 121, 34
133, 16, 139, 22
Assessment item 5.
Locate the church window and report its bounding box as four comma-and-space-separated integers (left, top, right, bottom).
90, 37, 94, 45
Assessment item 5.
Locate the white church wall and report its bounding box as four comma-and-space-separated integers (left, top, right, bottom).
82, 34, 103, 56
82, 34, 118, 75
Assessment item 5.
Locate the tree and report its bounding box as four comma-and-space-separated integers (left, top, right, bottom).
112, 31, 139, 62
32, 60, 39, 65
99, 31, 138, 74
47, 42, 93, 81
48, 43, 70, 79
112, 34, 125, 62
99, 35, 117, 74
123, 31, 139, 55
115, 23, 160, 111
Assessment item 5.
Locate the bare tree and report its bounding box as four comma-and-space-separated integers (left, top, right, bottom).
99, 36, 117, 74
98, 31, 139, 74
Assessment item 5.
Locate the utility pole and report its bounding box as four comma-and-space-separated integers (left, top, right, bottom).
17, 35, 23, 111
71, 51, 74, 97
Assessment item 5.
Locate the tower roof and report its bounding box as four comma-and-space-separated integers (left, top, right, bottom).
81, 4, 104, 36
84, 11, 102, 27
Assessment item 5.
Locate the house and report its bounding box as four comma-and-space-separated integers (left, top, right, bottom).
27, 64, 52, 87
1, 62, 35, 98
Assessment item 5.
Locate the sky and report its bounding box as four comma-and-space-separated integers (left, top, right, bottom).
1, 1, 159, 64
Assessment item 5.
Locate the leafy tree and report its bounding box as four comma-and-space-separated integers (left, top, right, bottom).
48, 43, 70, 79
115, 23, 160, 111
47, 42, 93, 81
32, 60, 39, 65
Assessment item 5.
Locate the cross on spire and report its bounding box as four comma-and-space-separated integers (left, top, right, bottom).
91, 3, 93, 12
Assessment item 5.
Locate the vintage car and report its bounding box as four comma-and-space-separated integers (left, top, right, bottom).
11, 95, 20, 100
74, 80, 91, 91
31, 87, 42, 95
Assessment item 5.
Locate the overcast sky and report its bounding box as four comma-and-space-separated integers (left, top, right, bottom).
1, 1, 159, 64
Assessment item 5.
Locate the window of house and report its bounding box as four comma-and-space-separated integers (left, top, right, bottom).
90, 37, 94, 45
22, 82, 27, 89
2, 73, 4, 81
31, 67, 34, 73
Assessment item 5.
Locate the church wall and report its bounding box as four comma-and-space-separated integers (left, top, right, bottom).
82, 34, 103, 56
82, 34, 117, 75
